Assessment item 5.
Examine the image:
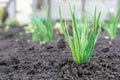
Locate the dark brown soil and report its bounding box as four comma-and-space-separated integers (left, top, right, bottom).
0, 25, 31, 41
0, 26, 120, 80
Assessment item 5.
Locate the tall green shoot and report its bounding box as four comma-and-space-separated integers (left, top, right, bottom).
32, 8, 53, 44
101, 7, 120, 40
59, 6, 101, 64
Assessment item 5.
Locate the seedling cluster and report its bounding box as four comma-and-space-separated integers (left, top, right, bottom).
101, 8, 120, 40
31, 8, 53, 44
28, 5, 119, 64
59, 6, 101, 64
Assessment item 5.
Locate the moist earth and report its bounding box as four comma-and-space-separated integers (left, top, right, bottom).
0, 25, 30, 41
0, 26, 120, 80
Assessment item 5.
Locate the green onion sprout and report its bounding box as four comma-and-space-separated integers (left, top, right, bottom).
59, 6, 101, 64
32, 8, 53, 44
101, 8, 120, 40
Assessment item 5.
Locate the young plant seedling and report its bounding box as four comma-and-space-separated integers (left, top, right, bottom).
101, 3, 120, 40
32, 8, 53, 44
59, 6, 101, 64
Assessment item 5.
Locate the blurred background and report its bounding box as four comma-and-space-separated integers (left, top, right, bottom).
0, 0, 120, 25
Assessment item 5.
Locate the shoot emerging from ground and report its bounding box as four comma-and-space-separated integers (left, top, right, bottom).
101, 5, 120, 40
32, 8, 53, 44
59, 6, 101, 64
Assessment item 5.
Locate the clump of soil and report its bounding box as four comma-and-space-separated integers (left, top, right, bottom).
0, 32, 120, 80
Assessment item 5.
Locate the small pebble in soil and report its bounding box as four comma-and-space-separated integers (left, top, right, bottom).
109, 41, 112, 45
104, 36, 109, 39
27, 40, 31, 42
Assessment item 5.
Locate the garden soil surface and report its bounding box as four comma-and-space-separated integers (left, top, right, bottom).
0, 25, 30, 41
0, 26, 120, 80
